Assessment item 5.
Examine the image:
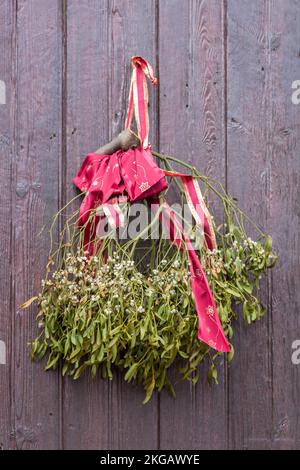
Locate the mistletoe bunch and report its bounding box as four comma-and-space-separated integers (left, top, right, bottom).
25, 152, 277, 403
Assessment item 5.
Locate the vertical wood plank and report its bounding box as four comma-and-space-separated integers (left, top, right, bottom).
63, 0, 158, 449
12, 0, 62, 449
63, 0, 111, 450
158, 0, 228, 449
226, 0, 273, 449
0, 0, 15, 450
108, 0, 159, 450
268, 0, 300, 449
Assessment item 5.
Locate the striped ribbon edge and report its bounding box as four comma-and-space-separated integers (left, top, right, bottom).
151, 199, 229, 353
163, 170, 217, 251
125, 56, 158, 149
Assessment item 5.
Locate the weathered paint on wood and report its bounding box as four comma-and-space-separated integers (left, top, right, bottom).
0, 0, 300, 449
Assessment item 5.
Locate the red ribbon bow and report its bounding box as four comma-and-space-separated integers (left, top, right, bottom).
73, 56, 230, 353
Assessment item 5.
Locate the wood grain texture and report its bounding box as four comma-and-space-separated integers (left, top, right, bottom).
0, 0, 15, 450
105, 0, 159, 450
11, 0, 62, 449
1, 0, 300, 450
267, 0, 300, 449
63, 0, 111, 450
63, 0, 158, 450
226, 0, 273, 449
158, 0, 228, 449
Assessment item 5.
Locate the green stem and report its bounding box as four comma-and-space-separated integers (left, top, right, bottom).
152, 150, 266, 238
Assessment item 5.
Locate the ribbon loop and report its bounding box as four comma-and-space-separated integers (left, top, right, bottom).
125, 56, 158, 149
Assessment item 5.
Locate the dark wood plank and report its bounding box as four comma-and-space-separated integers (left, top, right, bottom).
226, 0, 273, 449
0, 0, 15, 450
1, 0, 299, 450
63, 0, 111, 450
267, 0, 300, 449
158, 0, 228, 449
63, 0, 158, 449
12, 0, 62, 449
108, 0, 159, 450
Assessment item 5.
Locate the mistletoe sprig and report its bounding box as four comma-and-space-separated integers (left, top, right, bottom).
25, 151, 277, 404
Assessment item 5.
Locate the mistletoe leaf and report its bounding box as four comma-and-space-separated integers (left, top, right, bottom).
124, 363, 138, 382
29, 156, 277, 403
143, 375, 156, 405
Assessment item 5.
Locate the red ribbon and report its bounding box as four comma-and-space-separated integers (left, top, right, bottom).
152, 200, 229, 352
73, 56, 230, 353
125, 56, 157, 149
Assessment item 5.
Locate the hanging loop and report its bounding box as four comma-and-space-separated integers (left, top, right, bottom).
125, 56, 157, 149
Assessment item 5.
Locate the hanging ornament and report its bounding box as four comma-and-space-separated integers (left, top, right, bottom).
23, 57, 277, 403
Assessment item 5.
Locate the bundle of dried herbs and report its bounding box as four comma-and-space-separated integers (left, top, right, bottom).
25, 151, 276, 403
23, 57, 277, 403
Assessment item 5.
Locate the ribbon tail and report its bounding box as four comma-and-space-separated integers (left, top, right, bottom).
163, 170, 217, 251
159, 201, 230, 353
